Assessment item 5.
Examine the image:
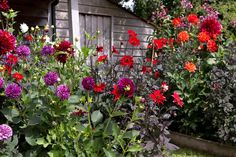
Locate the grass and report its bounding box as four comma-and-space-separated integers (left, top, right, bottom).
170, 148, 215, 157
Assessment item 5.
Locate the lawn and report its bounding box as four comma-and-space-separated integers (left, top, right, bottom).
171, 148, 215, 157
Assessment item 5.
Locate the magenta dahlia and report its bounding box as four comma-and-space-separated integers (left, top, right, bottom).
0, 124, 13, 141
117, 78, 135, 98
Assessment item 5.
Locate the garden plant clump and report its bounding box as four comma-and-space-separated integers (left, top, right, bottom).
0, 0, 235, 156
149, 0, 236, 145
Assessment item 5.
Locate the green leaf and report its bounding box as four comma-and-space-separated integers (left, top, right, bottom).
36, 138, 49, 148
127, 144, 142, 152
103, 148, 116, 157
91, 110, 103, 124
25, 135, 37, 146
123, 130, 140, 139
112, 123, 120, 137
28, 115, 41, 125
1, 107, 20, 122
68, 95, 80, 104
111, 111, 126, 117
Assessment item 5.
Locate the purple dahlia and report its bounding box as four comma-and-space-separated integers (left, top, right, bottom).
44, 71, 59, 86
0, 124, 13, 141
15, 45, 31, 57
41, 45, 55, 56
117, 78, 135, 97
0, 77, 4, 88
4, 83, 22, 99
82, 77, 95, 91
56, 84, 70, 100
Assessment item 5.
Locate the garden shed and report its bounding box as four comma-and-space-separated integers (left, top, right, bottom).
10, 0, 154, 55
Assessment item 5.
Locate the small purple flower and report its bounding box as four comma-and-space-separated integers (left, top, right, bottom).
117, 78, 135, 98
5, 83, 22, 99
0, 77, 4, 88
180, 0, 193, 9
0, 124, 13, 141
41, 45, 55, 56
202, 3, 219, 19
56, 84, 70, 100
82, 77, 95, 90
15, 45, 31, 57
44, 71, 59, 86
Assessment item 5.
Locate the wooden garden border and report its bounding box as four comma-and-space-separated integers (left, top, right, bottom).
170, 132, 236, 157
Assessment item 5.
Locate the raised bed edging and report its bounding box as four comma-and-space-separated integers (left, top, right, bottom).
170, 132, 236, 157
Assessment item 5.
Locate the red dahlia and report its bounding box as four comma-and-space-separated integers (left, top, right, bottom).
120, 55, 134, 68
172, 18, 181, 27
188, 14, 199, 24
129, 36, 140, 46
94, 83, 106, 93
0, 30, 16, 55
128, 30, 137, 37
149, 90, 166, 105
6, 54, 18, 65
207, 40, 218, 53
200, 17, 222, 37
112, 46, 119, 54
172, 91, 184, 107
153, 38, 168, 50
98, 55, 107, 63
12, 72, 24, 82
111, 85, 120, 101
96, 46, 103, 52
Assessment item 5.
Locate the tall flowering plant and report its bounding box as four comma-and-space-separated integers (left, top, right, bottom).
148, 0, 236, 144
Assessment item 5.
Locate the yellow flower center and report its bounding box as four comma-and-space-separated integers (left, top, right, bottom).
124, 85, 131, 91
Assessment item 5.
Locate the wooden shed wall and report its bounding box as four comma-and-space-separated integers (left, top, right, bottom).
55, 0, 71, 40
78, 0, 154, 57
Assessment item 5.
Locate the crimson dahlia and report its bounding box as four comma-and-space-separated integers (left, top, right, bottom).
0, 30, 16, 55
120, 55, 134, 68
200, 17, 222, 37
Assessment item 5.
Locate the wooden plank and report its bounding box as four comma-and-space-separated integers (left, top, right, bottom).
56, 20, 69, 28
79, 5, 134, 18
113, 25, 153, 35
113, 32, 150, 42
91, 15, 98, 46
113, 17, 153, 28
55, 11, 69, 20
71, 0, 80, 44
78, 0, 117, 9
55, 2, 68, 11
80, 14, 86, 47
113, 41, 148, 49
97, 16, 104, 47
56, 29, 70, 38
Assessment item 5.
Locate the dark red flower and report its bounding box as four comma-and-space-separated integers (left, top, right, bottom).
98, 55, 107, 63
6, 54, 18, 65
141, 66, 152, 74
12, 72, 23, 82
172, 91, 184, 107
149, 90, 166, 105
55, 40, 74, 63
120, 55, 134, 68
129, 36, 140, 46
0, 0, 9, 12
96, 46, 103, 53
94, 83, 106, 93
207, 40, 218, 53
71, 109, 87, 117
117, 78, 135, 98
111, 85, 120, 101
3, 65, 11, 75
24, 34, 33, 41
0, 30, 16, 55
153, 71, 160, 79
112, 46, 119, 54
200, 17, 222, 37
128, 30, 137, 37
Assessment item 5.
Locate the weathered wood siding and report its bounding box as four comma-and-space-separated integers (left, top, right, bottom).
9, 0, 50, 27
55, 0, 71, 40
78, 0, 154, 57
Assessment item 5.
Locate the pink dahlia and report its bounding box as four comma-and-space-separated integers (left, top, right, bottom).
0, 124, 13, 141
